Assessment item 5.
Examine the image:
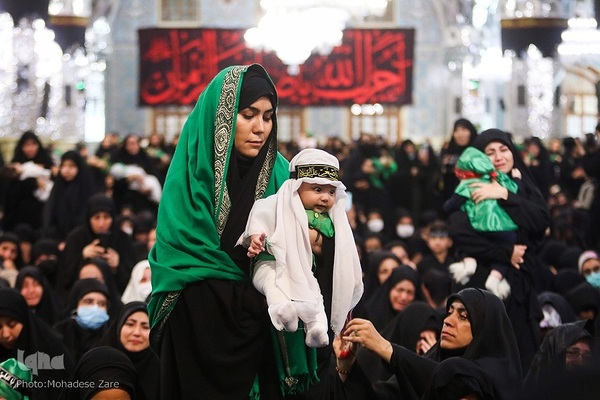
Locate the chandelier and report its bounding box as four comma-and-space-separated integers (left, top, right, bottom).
245, 0, 389, 75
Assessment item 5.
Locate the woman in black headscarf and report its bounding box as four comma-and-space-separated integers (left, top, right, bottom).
360, 250, 403, 304
2, 131, 54, 234
102, 301, 159, 400
339, 288, 522, 400
110, 134, 160, 215
77, 257, 124, 318
58, 346, 136, 400
57, 193, 135, 300
15, 266, 63, 326
53, 278, 113, 363
440, 118, 478, 202
0, 288, 74, 400
523, 136, 553, 201
523, 319, 597, 399
148, 65, 289, 399
42, 150, 99, 242
447, 128, 553, 372
356, 265, 422, 332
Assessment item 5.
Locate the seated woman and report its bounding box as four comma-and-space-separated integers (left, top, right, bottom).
15, 266, 63, 326
78, 257, 124, 318
120, 260, 152, 304
53, 278, 113, 363
524, 319, 597, 399
0, 288, 74, 400
355, 265, 422, 332
57, 193, 135, 301
102, 301, 160, 400
337, 287, 522, 400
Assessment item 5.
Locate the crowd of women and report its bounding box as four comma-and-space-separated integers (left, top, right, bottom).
0, 63, 599, 399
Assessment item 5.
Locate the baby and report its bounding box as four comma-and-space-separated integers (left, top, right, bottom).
237, 148, 363, 348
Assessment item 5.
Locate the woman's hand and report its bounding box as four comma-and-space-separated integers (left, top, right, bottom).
343, 318, 393, 363
102, 247, 120, 269
333, 335, 358, 382
469, 180, 509, 203
511, 244, 527, 269
82, 239, 106, 259
416, 330, 437, 355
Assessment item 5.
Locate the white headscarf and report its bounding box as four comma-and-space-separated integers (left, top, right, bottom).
121, 260, 152, 303
239, 148, 363, 334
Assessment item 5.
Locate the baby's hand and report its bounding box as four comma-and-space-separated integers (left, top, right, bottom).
511, 168, 522, 179
247, 233, 266, 258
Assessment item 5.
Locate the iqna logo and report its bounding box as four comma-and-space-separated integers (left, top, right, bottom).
16, 350, 65, 375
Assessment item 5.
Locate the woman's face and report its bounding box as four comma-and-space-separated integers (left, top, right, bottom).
377, 258, 399, 284
483, 141, 514, 174
0, 241, 18, 261
389, 279, 416, 312
440, 300, 473, 350
453, 126, 471, 147
0, 317, 23, 349
124, 136, 140, 155
22, 138, 39, 159
565, 339, 592, 369
120, 311, 150, 352
234, 96, 274, 158
389, 245, 410, 264
90, 211, 113, 234
20, 276, 43, 307
60, 159, 79, 182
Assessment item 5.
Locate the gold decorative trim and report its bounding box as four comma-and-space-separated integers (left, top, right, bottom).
291, 164, 339, 181
152, 290, 181, 346
214, 66, 244, 234
48, 15, 89, 27
500, 17, 568, 29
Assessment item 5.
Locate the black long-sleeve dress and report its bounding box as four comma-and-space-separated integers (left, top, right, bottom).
447, 129, 554, 373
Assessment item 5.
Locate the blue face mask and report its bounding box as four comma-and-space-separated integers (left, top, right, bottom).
76, 305, 109, 330
585, 271, 600, 289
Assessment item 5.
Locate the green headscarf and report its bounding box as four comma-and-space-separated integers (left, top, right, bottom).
148, 64, 289, 331
454, 146, 518, 232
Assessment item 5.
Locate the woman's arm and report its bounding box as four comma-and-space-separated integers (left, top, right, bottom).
468, 180, 549, 238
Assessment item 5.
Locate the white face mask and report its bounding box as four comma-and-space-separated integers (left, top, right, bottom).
396, 224, 414, 238
137, 282, 152, 300
367, 219, 384, 233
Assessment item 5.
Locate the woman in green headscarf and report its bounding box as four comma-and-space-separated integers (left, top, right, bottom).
148, 64, 289, 399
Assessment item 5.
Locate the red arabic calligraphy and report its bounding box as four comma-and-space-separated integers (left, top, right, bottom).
138, 28, 414, 107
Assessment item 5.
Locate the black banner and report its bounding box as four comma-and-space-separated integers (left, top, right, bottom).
138, 28, 414, 107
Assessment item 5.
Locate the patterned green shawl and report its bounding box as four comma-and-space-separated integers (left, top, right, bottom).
148, 65, 289, 331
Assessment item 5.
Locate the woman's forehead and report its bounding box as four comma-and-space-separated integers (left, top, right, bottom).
448, 300, 467, 311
